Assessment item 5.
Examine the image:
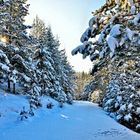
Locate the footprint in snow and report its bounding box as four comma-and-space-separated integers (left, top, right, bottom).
93, 128, 126, 137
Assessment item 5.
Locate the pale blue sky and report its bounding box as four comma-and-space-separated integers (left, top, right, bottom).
26, 0, 105, 72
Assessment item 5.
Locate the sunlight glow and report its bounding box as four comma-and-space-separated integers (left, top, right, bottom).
0, 36, 7, 43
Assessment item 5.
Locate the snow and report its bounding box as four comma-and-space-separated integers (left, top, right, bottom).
133, 13, 140, 25
0, 13, 9, 16
22, 74, 31, 82
106, 35, 119, 57
136, 107, 140, 115
89, 16, 97, 28
116, 114, 123, 121
128, 0, 134, 6
0, 92, 140, 140
10, 76, 16, 84
0, 41, 6, 46
124, 113, 132, 122
105, 98, 113, 106
9, 70, 17, 84
128, 103, 133, 110
115, 102, 119, 108
71, 44, 86, 56
71, 46, 80, 55
3, 0, 10, 2
138, 38, 140, 45
105, 24, 122, 57
126, 27, 134, 41
0, 63, 10, 72
131, 5, 136, 14
106, 24, 121, 57
109, 24, 121, 37
117, 96, 122, 103
119, 104, 126, 112
130, 94, 134, 98
98, 32, 105, 43
136, 124, 140, 131
0, 50, 10, 64
80, 27, 91, 43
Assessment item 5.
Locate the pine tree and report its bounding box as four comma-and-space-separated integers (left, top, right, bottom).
30, 16, 75, 103
75, 72, 92, 99
33, 38, 56, 96
44, 26, 67, 101
0, 1, 42, 108
59, 49, 75, 103
0, 0, 30, 46
30, 15, 46, 40
0, 0, 33, 93
0, 49, 10, 87
30, 18, 56, 96
72, 0, 140, 131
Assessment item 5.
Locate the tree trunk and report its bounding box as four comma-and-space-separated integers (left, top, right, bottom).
43, 83, 45, 94
13, 83, 16, 94
8, 78, 10, 92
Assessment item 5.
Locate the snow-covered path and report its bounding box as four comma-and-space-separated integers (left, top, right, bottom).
0, 94, 140, 140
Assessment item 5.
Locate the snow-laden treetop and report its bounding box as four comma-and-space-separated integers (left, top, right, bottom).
72, 0, 140, 73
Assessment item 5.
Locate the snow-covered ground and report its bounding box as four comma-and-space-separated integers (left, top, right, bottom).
0, 92, 140, 140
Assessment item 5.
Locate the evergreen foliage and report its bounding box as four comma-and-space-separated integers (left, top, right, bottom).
75, 72, 92, 100
72, 0, 140, 132
0, 0, 75, 111
31, 21, 76, 103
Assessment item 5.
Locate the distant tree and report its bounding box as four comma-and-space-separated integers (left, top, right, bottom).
30, 15, 46, 40
75, 71, 92, 99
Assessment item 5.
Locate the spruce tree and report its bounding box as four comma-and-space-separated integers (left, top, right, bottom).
60, 49, 75, 103
30, 17, 56, 96
72, 0, 140, 131
75, 72, 92, 99
44, 26, 67, 101
30, 15, 46, 40
0, 0, 33, 93
30, 16, 76, 103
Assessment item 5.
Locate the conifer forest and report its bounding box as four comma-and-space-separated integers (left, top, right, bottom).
0, 0, 140, 140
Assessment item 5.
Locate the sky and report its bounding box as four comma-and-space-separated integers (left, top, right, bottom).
25, 0, 105, 72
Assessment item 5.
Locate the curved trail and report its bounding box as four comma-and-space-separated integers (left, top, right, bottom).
0, 97, 140, 140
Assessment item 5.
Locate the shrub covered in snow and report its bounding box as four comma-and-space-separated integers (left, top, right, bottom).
19, 107, 28, 121
46, 102, 54, 109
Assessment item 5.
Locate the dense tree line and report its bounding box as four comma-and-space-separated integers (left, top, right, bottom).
75, 71, 92, 99
0, 0, 75, 110
72, 0, 140, 132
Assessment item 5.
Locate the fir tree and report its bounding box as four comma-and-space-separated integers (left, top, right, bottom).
43, 26, 67, 101
30, 18, 57, 97
72, 0, 140, 131
31, 17, 74, 103
75, 71, 92, 99
0, 0, 32, 93
30, 16, 75, 103
60, 49, 75, 103
30, 15, 46, 40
